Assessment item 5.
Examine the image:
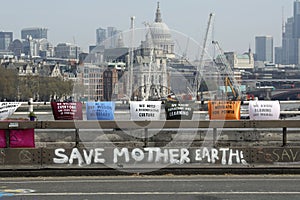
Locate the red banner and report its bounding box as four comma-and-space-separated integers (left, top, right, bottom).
51, 102, 83, 120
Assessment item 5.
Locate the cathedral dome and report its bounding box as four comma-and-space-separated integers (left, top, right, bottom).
150, 22, 171, 38
149, 2, 172, 40
148, 2, 174, 57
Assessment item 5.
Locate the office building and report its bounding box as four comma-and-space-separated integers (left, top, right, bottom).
293, 0, 300, 38
21, 28, 48, 40
107, 27, 121, 48
54, 43, 80, 59
278, 1, 300, 65
255, 36, 273, 63
0, 32, 13, 51
96, 28, 106, 45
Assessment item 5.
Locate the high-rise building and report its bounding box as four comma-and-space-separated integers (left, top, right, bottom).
293, 0, 300, 38
107, 27, 121, 48
96, 28, 106, 45
278, 1, 300, 65
255, 36, 273, 63
281, 17, 295, 64
21, 28, 47, 40
0, 32, 13, 51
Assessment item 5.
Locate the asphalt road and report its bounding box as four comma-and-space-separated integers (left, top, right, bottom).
0, 174, 300, 200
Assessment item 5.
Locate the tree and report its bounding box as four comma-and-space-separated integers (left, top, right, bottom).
0, 67, 75, 102
0, 67, 18, 101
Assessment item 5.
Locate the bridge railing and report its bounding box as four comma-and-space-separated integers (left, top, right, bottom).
0, 120, 299, 147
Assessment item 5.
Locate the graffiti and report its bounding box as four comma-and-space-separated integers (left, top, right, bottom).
53, 148, 105, 166
53, 147, 248, 166
195, 147, 247, 165
19, 150, 32, 163
113, 147, 190, 164
257, 148, 300, 163
272, 149, 300, 162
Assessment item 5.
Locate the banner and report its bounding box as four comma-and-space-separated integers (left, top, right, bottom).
86, 102, 115, 120
0, 102, 21, 120
165, 101, 193, 120
51, 102, 83, 120
208, 101, 241, 120
9, 129, 35, 148
130, 101, 161, 120
249, 100, 280, 120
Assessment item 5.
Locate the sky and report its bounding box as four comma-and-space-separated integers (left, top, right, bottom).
0, 0, 294, 55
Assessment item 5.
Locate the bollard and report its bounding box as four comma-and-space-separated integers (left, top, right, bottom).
282, 127, 287, 147
213, 128, 217, 147
75, 128, 80, 147
28, 98, 36, 121
28, 98, 33, 112
144, 128, 149, 147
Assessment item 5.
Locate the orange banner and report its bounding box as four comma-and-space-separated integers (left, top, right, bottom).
208, 101, 241, 120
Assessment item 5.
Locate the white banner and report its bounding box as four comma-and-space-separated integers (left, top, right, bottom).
249, 100, 280, 120
0, 102, 22, 120
130, 101, 161, 120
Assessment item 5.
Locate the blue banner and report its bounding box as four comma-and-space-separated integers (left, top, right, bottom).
86, 102, 115, 120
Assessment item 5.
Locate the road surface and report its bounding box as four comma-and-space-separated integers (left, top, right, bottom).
0, 174, 300, 199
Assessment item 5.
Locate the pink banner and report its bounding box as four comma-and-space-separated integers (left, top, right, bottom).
9, 129, 35, 148
0, 130, 6, 148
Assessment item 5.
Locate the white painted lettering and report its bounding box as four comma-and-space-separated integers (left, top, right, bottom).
220, 148, 229, 165
202, 148, 211, 163
131, 148, 144, 162
69, 148, 84, 166
83, 149, 93, 165
180, 148, 190, 164
228, 149, 240, 165
94, 148, 105, 163
155, 148, 169, 163
113, 148, 129, 163
211, 148, 219, 164
169, 149, 179, 164
240, 151, 248, 165
195, 149, 202, 161
53, 148, 68, 164
144, 147, 160, 162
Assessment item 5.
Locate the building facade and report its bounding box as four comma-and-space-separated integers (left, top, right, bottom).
21, 28, 48, 40
255, 36, 273, 63
82, 64, 103, 101
0, 32, 13, 51
96, 28, 107, 45
54, 43, 80, 59
278, 1, 300, 65
107, 27, 121, 48
133, 2, 172, 100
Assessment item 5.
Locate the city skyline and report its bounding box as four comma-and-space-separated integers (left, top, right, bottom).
0, 0, 294, 54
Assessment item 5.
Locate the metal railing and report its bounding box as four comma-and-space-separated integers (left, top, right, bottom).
0, 120, 299, 147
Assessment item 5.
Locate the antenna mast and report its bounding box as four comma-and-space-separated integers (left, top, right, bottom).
128, 16, 135, 100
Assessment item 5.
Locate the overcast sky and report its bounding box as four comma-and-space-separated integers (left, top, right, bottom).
0, 0, 294, 55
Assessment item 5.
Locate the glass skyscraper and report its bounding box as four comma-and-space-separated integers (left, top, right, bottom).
0, 32, 13, 50
21, 28, 47, 40
278, 0, 300, 65
255, 36, 273, 63
96, 28, 106, 45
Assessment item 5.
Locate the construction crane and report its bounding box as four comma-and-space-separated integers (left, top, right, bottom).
212, 40, 241, 101
194, 13, 214, 100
